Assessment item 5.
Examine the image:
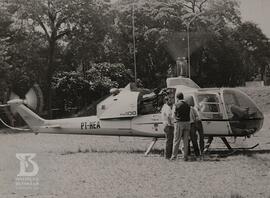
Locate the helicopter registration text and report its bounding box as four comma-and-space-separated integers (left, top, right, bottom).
81, 121, 101, 130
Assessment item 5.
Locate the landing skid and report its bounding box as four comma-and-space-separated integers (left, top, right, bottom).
144, 138, 157, 156
204, 137, 259, 153
230, 143, 259, 150
144, 137, 259, 156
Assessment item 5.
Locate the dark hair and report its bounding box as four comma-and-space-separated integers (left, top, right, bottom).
176, 92, 184, 100
164, 96, 169, 103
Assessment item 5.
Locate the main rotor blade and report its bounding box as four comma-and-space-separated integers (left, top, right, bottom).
9, 92, 20, 115
25, 88, 38, 110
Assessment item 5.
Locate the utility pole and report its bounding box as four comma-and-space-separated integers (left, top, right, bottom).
187, 22, 191, 78
132, 1, 137, 85
185, 13, 201, 78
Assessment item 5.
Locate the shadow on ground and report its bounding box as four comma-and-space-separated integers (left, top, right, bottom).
208, 149, 270, 157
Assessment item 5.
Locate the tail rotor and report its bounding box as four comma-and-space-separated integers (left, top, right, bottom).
2, 84, 44, 126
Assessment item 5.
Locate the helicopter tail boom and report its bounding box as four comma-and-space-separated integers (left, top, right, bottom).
9, 101, 45, 131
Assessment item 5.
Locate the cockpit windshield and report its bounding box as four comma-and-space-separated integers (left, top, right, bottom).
223, 89, 264, 135
223, 89, 263, 120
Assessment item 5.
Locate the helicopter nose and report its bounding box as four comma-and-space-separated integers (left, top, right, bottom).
222, 89, 264, 135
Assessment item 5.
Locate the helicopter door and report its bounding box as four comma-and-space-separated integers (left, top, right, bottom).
195, 93, 230, 136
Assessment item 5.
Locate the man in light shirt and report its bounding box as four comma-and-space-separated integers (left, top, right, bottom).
161, 96, 174, 159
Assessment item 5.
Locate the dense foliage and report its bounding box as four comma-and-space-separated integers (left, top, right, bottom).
0, 0, 270, 117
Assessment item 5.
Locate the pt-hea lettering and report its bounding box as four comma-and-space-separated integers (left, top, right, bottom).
81, 121, 101, 130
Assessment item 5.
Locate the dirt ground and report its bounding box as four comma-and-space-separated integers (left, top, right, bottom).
0, 88, 270, 198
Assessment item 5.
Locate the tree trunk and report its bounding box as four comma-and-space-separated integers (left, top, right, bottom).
46, 39, 56, 118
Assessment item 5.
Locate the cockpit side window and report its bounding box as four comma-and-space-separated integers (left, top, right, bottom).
138, 88, 176, 115
196, 93, 222, 119
138, 92, 157, 115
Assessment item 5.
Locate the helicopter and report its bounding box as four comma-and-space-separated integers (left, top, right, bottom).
0, 62, 264, 155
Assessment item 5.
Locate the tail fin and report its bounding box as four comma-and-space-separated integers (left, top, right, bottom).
14, 104, 45, 131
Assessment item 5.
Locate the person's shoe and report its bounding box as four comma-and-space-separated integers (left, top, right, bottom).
170, 156, 177, 161
180, 148, 184, 154
203, 147, 209, 153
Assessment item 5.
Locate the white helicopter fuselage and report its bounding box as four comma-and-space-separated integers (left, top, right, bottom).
9, 77, 264, 139
11, 100, 164, 137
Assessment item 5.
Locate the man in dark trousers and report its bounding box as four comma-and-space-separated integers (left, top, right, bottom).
171, 92, 190, 161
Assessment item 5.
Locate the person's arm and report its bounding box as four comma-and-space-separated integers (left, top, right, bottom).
163, 113, 169, 126
190, 108, 194, 123
194, 106, 201, 120
168, 108, 174, 125
172, 104, 176, 120
194, 108, 199, 120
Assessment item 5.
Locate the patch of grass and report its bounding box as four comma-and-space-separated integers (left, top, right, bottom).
61, 150, 76, 155
59, 147, 163, 155
84, 148, 90, 153
212, 193, 245, 198
230, 193, 244, 198
90, 147, 98, 152
61, 147, 92, 155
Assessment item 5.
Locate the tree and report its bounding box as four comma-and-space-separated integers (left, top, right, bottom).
197, 29, 245, 86
52, 62, 132, 115
63, 0, 112, 72
7, 0, 87, 117
5, 0, 113, 117
109, 0, 242, 87
0, 5, 13, 100
109, 0, 186, 88
232, 22, 270, 81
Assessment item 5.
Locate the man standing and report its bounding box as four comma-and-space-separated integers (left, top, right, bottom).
171, 92, 190, 161
195, 107, 204, 156
161, 96, 174, 159
189, 105, 201, 157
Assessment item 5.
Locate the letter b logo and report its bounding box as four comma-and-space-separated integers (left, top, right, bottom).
16, 153, 39, 177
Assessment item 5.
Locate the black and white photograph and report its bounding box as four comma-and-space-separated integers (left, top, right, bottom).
0, 0, 270, 197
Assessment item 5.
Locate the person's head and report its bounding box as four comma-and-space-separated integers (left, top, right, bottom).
185, 96, 194, 107
176, 92, 184, 100
164, 96, 172, 105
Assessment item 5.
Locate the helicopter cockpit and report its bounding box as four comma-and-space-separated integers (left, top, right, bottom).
184, 89, 264, 136
138, 88, 176, 115
222, 89, 264, 135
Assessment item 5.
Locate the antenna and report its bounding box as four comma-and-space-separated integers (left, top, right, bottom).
132, 1, 137, 85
